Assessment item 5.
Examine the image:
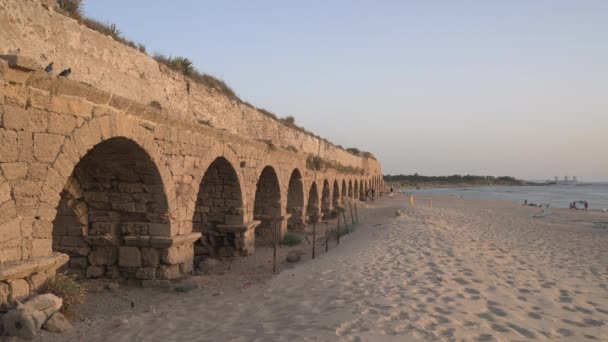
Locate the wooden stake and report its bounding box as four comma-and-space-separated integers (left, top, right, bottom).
355, 203, 359, 224
336, 211, 341, 245
349, 202, 355, 225
342, 210, 348, 234
325, 221, 329, 252
312, 216, 316, 259
272, 217, 277, 273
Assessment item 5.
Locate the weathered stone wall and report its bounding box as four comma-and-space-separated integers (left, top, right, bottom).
0, 0, 384, 308
0, 0, 383, 175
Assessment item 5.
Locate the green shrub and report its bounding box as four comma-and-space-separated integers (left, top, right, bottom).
281, 233, 302, 246
57, 0, 82, 18
40, 273, 86, 320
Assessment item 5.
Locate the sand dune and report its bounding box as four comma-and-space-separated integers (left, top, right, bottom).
46, 195, 608, 341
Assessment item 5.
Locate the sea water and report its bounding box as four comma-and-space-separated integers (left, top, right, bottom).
404, 183, 608, 209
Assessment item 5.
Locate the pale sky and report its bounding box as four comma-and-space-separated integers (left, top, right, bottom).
84, 1, 608, 181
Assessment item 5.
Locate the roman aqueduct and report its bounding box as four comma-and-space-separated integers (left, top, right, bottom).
0, 0, 383, 306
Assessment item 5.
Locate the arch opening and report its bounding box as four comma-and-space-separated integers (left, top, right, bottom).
193, 157, 244, 258
306, 182, 320, 223
332, 180, 340, 208
321, 180, 331, 219
348, 180, 353, 198
286, 169, 304, 229
52, 137, 169, 279
253, 166, 282, 245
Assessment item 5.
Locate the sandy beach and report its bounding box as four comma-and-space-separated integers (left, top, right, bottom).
42, 194, 608, 341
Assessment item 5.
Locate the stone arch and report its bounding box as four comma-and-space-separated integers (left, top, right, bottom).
286, 169, 304, 229
192, 157, 244, 258
321, 180, 331, 216
52, 137, 170, 279
306, 182, 320, 223
253, 166, 282, 245
359, 179, 365, 200
332, 180, 340, 208
348, 180, 353, 198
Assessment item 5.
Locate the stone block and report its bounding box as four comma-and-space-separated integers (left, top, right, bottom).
0, 217, 21, 243
16, 130, 34, 162
53, 78, 91, 98
86, 88, 112, 105
105, 266, 120, 279
50, 95, 93, 118
85, 266, 105, 278
0, 182, 11, 205
26, 163, 47, 181
88, 247, 118, 266
119, 247, 141, 267
27, 272, 49, 291
47, 113, 76, 135
224, 214, 244, 225
0, 163, 28, 181
121, 222, 149, 236
179, 262, 193, 274
0, 55, 39, 71
27, 71, 53, 92
2, 83, 28, 107
109, 95, 132, 111
4, 67, 30, 84
8, 279, 29, 302
30, 239, 52, 258
162, 244, 194, 265
135, 267, 156, 280
156, 264, 180, 280
33, 133, 64, 162
141, 248, 160, 267
0, 129, 19, 162
148, 223, 170, 237
68, 257, 88, 269
31, 219, 51, 239
89, 222, 119, 236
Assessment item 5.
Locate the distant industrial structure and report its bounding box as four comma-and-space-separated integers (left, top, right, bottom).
549, 176, 578, 185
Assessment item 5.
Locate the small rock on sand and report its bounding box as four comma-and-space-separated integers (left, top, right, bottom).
42, 312, 72, 333
286, 251, 301, 263
174, 279, 198, 293
106, 282, 120, 292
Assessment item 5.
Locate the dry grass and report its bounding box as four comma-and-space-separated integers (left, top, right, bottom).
306, 155, 364, 175
40, 273, 86, 320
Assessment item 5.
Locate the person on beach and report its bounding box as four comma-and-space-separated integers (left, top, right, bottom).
584, 201, 589, 210
524, 200, 528, 206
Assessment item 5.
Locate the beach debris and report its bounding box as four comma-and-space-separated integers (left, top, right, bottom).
2, 294, 63, 340
373, 223, 382, 227
106, 282, 120, 292
286, 251, 302, 263
58, 68, 71, 77
174, 279, 199, 293
42, 312, 72, 333
241, 281, 252, 288
395, 210, 404, 216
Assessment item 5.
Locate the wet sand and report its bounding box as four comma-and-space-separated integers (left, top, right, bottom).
43, 194, 608, 341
